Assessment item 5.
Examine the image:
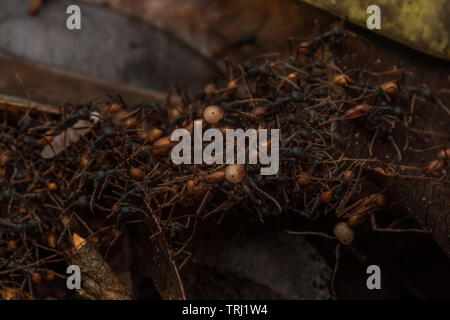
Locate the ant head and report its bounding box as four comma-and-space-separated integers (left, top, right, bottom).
76, 108, 90, 121
94, 170, 106, 181
291, 146, 305, 159
76, 194, 89, 209
331, 26, 344, 37
101, 125, 116, 138
423, 88, 435, 100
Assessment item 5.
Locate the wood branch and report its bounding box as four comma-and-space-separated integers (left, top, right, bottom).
128, 215, 186, 300
0, 94, 59, 114
0, 56, 175, 107
68, 233, 132, 300
330, 34, 450, 257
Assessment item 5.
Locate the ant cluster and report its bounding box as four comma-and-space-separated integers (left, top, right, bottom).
0, 24, 447, 299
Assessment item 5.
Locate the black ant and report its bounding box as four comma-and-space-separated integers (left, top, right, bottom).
352, 81, 394, 101
408, 86, 435, 101
53, 103, 94, 133
290, 25, 345, 57
273, 92, 305, 107
279, 146, 306, 160
0, 219, 38, 233
93, 124, 116, 145
27, 103, 99, 147
212, 16, 268, 57
115, 206, 136, 230
377, 105, 404, 120
87, 169, 125, 182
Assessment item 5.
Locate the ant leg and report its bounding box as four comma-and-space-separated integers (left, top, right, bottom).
224, 58, 234, 82
102, 229, 122, 263
249, 179, 282, 213
347, 245, 367, 263
57, 212, 74, 245
370, 213, 431, 234
168, 216, 191, 232
435, 97, 450, 117
173, 217, 197, 257
177, 250, 192, 271
196, 189, 211, 215
331, 243, 341, 298
90, 181, 99, 213
369, 126, 379, 157
288, 38, 294, 57
287, 230, 335, 240
388, 134, 402, 162
117, 94, 126, 107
